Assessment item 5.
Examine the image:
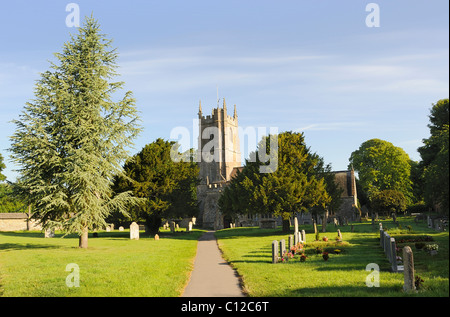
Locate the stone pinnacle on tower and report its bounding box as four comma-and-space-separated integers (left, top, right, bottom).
198, 99, 202, 117
234, 104, 237, 119
223, 97, 227, 112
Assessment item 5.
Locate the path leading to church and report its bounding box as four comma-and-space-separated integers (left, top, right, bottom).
181, 231, 245, 297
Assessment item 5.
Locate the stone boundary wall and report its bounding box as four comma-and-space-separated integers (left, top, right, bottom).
0, 213, 42, 231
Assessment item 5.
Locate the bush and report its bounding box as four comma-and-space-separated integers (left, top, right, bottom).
415, 242, 426, 250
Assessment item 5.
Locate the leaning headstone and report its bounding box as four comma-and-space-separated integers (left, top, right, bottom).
130, 222, 139, 240
44, 229, 55, 238
119, 226, 124, 231
272, 240, 279, 264
337, 229, 342, 240
403, 246, 415, 292
301, 230, 306, 243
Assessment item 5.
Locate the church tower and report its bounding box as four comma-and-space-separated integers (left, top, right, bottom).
196, 99, 242, 229
197, 98, 241, 185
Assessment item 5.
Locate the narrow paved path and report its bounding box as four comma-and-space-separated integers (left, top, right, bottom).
182, 231, 245, 297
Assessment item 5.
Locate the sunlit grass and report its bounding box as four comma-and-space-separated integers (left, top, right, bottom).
215, 217, 449, 297
0, 229, 204, 297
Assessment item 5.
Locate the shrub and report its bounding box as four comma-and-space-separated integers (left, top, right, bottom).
415, 242, 426, 250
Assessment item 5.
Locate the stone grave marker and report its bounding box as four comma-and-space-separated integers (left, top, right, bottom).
403, 246, 415, 292
119, 226, 124, 231
130, 222, 139, 240
272, 240, 278, 264
44, 229, 55, 238
280, 239, 286, 258
301, 230, 306, 243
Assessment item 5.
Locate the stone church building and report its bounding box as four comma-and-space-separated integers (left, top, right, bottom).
196, 101, 357, 230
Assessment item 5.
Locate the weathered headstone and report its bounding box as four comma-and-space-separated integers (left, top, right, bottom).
272, 240, 278, 264
119, 226, 124, 231
294, 231, 298, 245
403, 246, 415, 292
106, 226, 111, 232
288, 235, 294, 250
154, 234, 159, 240
280, 239, 286, 258
44, 229, 55, 238
187, 221, 193, 232
301, 230, 306, 243
390, 237, 399, 272
130, 222, 139, 240
380, 228, 384, 247
169, 221, 175, 233
337, 229, 342, 240
294, 217, 299, 234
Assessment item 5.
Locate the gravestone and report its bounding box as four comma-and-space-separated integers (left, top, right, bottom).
337, 229, 342, 240
169, 221, 176, 233
272, 240, 278, 264
294, 231, 298, 245
301, 230, 306, 243
106, 226, 111, 232
187, 221, 193, 232
130, 222, 139, 240
288, 235, 293, 250
119, 226, 124, 231
403, 246, 415, 292
44, 229, 55, 238
154, 234, 159, 240
294, 217, 298, 234
280, 239, 286, 258
390, 237, 400, 272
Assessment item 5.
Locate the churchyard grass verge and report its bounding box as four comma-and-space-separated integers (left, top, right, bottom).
215, 216, 448, 297
0, 229, 204, 296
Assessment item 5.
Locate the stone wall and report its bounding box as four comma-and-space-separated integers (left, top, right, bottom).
0, 213, 42, 231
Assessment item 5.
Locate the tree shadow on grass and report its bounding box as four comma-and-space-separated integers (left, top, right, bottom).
0, 243, 66, 252
267, 284, 403, 297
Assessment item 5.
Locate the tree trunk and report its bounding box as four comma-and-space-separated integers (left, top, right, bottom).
79, 227, 88, 249
322, 210, 328, 233
282, 219, 290, 232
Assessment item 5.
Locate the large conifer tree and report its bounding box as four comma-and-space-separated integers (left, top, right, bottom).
9, 16, 141, 248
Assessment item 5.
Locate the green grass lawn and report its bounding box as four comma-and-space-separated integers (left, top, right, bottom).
0, 229, 204, 297
215, 216, 449, 297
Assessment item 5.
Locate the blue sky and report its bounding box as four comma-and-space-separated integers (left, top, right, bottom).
0, 0, 448, 181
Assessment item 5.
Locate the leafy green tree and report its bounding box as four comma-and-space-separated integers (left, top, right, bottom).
371, 189, 407, 216
418, 99, 449, 214
0, 153, 6, 182
9, 17, 141, 248
348, 139, 413, 204
112, 139, 199, 233
219, 131, 330, 231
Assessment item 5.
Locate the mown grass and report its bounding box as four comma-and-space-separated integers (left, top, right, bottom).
215, 216, 449, 297
0, 229, 204, 297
